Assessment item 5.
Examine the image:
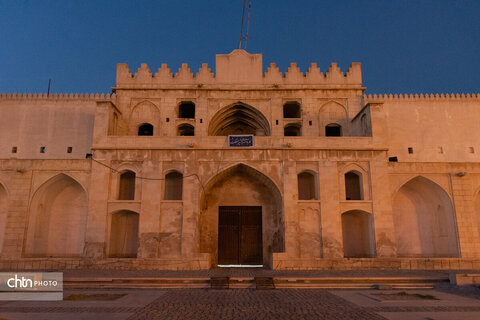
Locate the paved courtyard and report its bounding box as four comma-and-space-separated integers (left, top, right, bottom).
1, 285, 480, 320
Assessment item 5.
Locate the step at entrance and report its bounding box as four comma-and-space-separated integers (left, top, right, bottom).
211, 277, 230, 289
255, 277, 275, 290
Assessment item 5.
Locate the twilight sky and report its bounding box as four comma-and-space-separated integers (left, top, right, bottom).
1, 0, 479, 94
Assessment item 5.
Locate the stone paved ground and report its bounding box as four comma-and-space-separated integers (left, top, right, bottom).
1, 287, 480, 320
127, 289, 385, 320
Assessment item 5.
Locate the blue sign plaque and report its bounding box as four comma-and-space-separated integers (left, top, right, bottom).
228, 135, 254, 147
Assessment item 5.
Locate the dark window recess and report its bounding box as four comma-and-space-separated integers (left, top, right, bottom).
345, 171, 363, 200
298, 172, 317, 200
283, 102, 301, 118
325, 124, 342, 137
309, 120, 312, 126
178, 124, 194, 136
138, 123, 154, 136
67, 147, 72, 153
40, 146, 46, 153
12, 146, 17, 153
275, 120, 279, 125
200, 119, 203, 123
179, 102, 195, 118
166, 117, 170, 123
284, 125, 301, 136
164, 171, 183, 200
388, 157, 398, 162
408, 147, 413, 154
118, 171, 135, 200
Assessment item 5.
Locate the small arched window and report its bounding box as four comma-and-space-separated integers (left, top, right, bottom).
179, 102, 195, 119
177, 124, 195, 136
298, 171, 318, 200
284, 124, 301, 136
138, 123, 154, 136
345, 171, 363, 200
164, 171, 183, 200
118, 171, 135, 200
283, 101, 301, 118
325, 123, 342, 137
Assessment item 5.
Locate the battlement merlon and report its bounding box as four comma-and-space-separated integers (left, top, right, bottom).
114, 49, 363, 89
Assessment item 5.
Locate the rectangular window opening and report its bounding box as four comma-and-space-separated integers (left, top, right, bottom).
408, 147, 413, 154
275, 120, 279, 125
470, 147, 475, 154
166, 117, 170, 123
309, 120, 312, 126
12, 146, 17, 153
67, 147, 73, 153
200, 119, 203, 123
40, 146, 46, 153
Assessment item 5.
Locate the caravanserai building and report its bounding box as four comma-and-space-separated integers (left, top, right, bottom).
1, 50, 480, 270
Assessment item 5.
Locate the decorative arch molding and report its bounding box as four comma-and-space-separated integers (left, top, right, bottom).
392, 176, 459, 258
199, 163, 284, 267
129, 100, 160, 135
319, 100, 347, 114
25, 173, 88, 257
208, 102, 271, 136
338, 162, 368, 176
200, 162, 283, 203
30, 172, 88, 199
391, 174, 452, 199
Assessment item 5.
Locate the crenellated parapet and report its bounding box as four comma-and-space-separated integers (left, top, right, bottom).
0, 92, 114, 100
115, 49, 363, 89
364, 93, 480, 103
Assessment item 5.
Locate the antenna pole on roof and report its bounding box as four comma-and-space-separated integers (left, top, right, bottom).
238, 0, 252, 50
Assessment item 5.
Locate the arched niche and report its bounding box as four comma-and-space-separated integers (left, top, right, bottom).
208, 103, 271, 136
129, 101, 160, 135
118, 170, 136, 200
345, 171, 363, 200
25, 174, 88, 257
392, 176, 459, 257
319, 101, 347, 136
164, 171, 183, 200
0, 184, 8, 254
177, 124, 195, 136
108, 210, 139, 258
297, 171, 318, 200
138, 123, 154, 136
199, 164, 284, 267
341, 210, 376, 258
284, 124, 302, 136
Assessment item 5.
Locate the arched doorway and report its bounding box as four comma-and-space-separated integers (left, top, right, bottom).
392, 176, 459, 257
199, 164, 284, 267
108, 210, 139, 258
25, 174, 88, 257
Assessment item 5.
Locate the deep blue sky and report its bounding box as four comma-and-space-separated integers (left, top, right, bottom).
1, 0, 479, 94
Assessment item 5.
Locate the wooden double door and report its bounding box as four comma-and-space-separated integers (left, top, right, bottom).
218, 206, 263, 265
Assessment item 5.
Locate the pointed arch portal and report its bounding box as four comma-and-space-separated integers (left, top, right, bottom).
25, 174, 88, 257
199, 164, 284, 267
392, 176, 459, 257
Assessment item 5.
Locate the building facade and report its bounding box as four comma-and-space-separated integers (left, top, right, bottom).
1, 50, 480, 270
